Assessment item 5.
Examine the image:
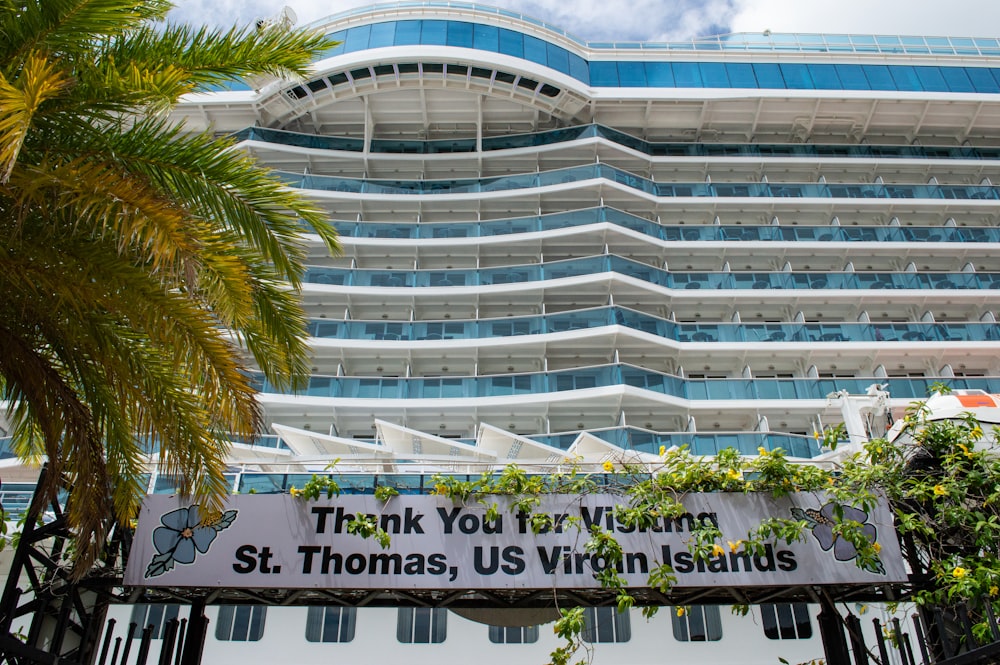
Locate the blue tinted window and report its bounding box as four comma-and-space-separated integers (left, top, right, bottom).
422, 20, 447, 46
779, 64, 813, 89
498, 28, 523, 57
835, 64, 869, 89
939, 67, 974, 92
568, 53, 589, 83
966, 67, 1000, 93
644, 62, 674, 86
368, 22, 395, 48
889, 65, 920, 91
951, 37, 978, 54
672, 62, 702, 87
321, 21, 1000, 95
726, 63, 756, 88
325, 30, 347, 55
344, 25, 371, 51
447, 21, 474, 48
523, 35, 547, 64
863, 65, 895, 90
473, 23, 499, 51
590, 61, 619, 86
875, 35, 903, 53
752, 63, 784, 88
618, 61, 646, 86
914, 66, 948, 92
807, 64, 841, 89
901, 36, 929, 54
699, 63, 729, 87
393, 20, 421, 45
546, 42, 569, 74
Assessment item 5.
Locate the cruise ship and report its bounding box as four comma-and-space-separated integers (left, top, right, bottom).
4, 2, 1000, 664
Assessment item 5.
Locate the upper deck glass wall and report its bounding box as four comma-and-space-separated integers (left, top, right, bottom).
318, 19, 1000, 92
317, 3, 1000, 57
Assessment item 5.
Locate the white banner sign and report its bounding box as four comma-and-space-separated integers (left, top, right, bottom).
124, 493, 907, 589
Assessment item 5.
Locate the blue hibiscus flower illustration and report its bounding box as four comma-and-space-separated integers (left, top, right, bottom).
145, 505, 237, 578
792, 502, 884, 574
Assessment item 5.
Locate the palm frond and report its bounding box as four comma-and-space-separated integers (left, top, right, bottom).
0, 52, 70, 181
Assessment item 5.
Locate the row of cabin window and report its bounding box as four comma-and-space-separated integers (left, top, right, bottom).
130, 603, 812, 644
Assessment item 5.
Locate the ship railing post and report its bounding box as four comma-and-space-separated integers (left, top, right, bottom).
178, 602, 209, 665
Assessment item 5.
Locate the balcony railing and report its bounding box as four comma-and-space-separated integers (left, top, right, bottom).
278, 163, 1000, 201
249, 363, 1000, 403
307, 306, 1000, 344
238, 124, 1000, 161
324, 207, 1000, 243
303, 255, 1000, 292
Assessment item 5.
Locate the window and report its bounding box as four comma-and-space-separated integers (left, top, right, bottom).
582, 607, 631, 643
488, 625, 540, 644
671, 605, 723, 642
761, 603, 812, 640
129, 604, 180, 639
305, 607, 357, 643
215, 606, 267, 642
397, 608, 447, 643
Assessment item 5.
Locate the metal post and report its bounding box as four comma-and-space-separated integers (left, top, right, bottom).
893, 618, 911, 665
912, 612, 932, 665
109, 638, 122, 665
119, 622, 137, 665
179, 603, 209, 665
844, 614, 869, 665
984, 597, 1000, 641
818, 598, 852, 665
98, 618, 116, 665
173, 618, 187, 665
874, 619, 892, 665
135, 624, 154, 665
159, 618, 179, 665
933, 609, 954, 659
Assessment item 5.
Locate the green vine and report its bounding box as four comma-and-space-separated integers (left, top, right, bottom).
283, 397, 1000, 663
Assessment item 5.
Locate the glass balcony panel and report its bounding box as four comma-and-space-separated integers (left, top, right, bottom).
305, 376, 335, 397
472, 23, 499, 51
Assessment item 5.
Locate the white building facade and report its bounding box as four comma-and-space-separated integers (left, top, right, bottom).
7, 2, 1000, 663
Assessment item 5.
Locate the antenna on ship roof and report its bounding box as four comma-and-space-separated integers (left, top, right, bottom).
256, 6, 298, 30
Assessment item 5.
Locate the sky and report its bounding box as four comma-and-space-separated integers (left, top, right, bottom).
167, 0, 1000, 42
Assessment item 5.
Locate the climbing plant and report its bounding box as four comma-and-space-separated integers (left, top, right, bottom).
290, 392, 1000, 663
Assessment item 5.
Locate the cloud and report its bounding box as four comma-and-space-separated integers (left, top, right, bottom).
729, 0, 1000, 38
167, 0, 737, 40
167, 0, 1000, 41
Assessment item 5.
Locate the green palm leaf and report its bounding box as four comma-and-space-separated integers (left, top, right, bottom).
0, 0, 338, 573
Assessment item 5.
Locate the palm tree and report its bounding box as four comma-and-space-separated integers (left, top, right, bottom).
0, 0, 338, 571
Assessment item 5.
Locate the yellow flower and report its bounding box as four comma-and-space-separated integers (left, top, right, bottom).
827, 477, 835, 485
727, 469, 741, 480
289, 487, 303, 497
676, 607, 685, 617
990, 585, 999, 597
971, 425, 983, 439
872, 542, 881, 554
711, 544, 725, 557
727, 540, 743, 553
757, 447, 768, 456
933, 485, 947, 496
433, 484, 448, 495
953, 566, 968, 579
659, 445, 667, 456
602, 460, 614, 472
813, 430, 821, 440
